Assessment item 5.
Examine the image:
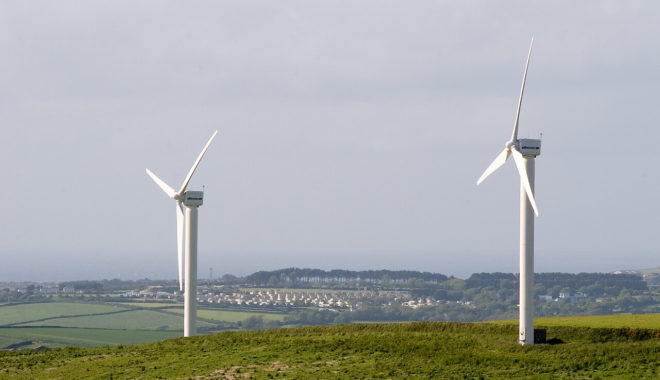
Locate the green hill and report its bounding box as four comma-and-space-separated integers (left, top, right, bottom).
1, 321, 659, 378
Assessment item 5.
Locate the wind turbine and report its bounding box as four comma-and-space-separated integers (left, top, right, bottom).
477, 38, 541, 345
146, 130, 218, 337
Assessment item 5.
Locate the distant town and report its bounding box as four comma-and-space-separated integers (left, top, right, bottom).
2, 268, 658, 323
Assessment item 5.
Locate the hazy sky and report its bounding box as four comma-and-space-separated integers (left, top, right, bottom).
1, 1, 659, 281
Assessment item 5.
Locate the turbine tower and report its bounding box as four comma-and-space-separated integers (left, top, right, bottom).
477, 38, 540, 345
146, 130, 218, 337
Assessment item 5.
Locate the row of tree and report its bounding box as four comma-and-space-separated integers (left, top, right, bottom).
245, 268, 449, 287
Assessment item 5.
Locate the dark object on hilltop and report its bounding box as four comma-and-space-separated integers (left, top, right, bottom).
546, 337, 564, 345
534, 329, 546, 344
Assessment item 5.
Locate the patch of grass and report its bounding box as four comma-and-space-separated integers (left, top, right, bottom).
0, 322, 658, 378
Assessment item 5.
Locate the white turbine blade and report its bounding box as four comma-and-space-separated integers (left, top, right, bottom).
146, 168, 176, 198
510, 37, 534, 143
177, 130, 219, 195
511, 149, 539, 216
477, 148, 511, 185
176, 201, 185, 292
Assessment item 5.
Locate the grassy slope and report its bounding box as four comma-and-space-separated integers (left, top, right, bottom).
1, 322, 658, 379
494, 313, 660, 329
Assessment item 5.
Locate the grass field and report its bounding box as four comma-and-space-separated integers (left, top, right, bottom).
0, 321, 658, 378
22, 309, 215, 330
494, 313, 660, 329
0, 302, 289, 348
0, 303, 127, 326
171, 308, 286, 323
116, 302, 287, 322
0, 327, 180, 348
116, 302, 179, 308
640, 267, 660, 275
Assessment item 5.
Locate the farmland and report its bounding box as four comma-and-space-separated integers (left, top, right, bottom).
0, 301, 287, 348
0, 320, 658, 378
0, 328, 180, 349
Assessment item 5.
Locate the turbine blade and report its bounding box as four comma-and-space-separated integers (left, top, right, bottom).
510, 37, 534, 143
178, 130, 219, 195
477, 148, 511, 185
511, 149, 539, 216
176, 201, 185, 292
146, 169, 176, 198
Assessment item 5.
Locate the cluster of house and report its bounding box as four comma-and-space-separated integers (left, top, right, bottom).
197, 289, 360, 309
118, 287, 460, 310
398, 298, 474, 309
121, 289, 175, 299
538, 292, 585, 303
38, 285, 76, 294
0, 283, 77, 295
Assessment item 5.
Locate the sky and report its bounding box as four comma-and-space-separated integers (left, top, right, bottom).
1, 1, 659, 282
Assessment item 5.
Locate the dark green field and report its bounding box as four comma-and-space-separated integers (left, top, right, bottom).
1, 321, 658, 378
0, 302, 289, 348
0, 327, 180, 349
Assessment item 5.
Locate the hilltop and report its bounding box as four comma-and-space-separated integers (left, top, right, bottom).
1, 320, 659, 378
616, 267, 660, 285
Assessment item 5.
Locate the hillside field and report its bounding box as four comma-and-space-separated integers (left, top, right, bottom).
1, 319, 658, 378
494, 313, 660, 329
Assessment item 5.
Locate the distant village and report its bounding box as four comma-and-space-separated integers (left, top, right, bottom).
119, 287, 458, 310
1, 268, 656, 319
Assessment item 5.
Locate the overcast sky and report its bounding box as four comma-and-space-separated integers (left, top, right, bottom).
1, 1, 659, 281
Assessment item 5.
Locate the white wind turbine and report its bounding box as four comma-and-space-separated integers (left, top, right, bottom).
146, 130, 218, 337
477, 38, 541, 345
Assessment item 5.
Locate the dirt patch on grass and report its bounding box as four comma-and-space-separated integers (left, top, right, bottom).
196, 365, 253, 379
265, 361, 289, 372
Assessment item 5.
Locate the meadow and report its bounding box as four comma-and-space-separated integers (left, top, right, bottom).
0, 321, 658, 378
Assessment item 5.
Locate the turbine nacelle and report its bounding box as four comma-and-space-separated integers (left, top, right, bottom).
518, 138, 541, 157
184, 191, 204, 207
